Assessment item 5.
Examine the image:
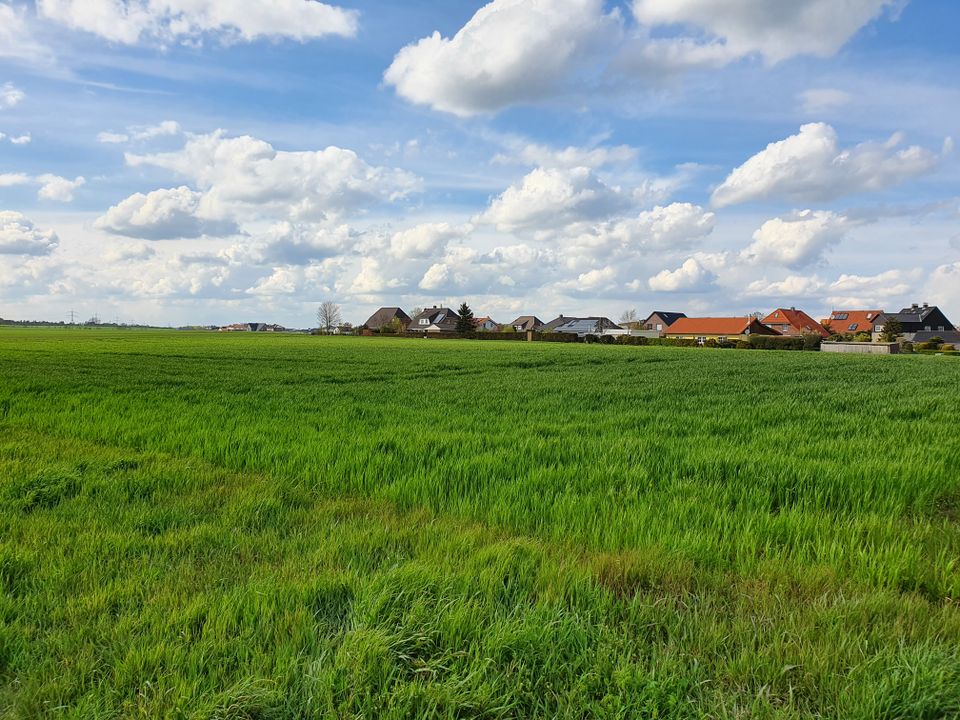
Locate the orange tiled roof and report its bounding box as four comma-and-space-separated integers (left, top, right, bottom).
762, 308, 830, 337
824, 310, 884, 334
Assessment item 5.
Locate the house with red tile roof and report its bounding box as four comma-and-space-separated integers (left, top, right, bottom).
472, 316, 501, 331
821, 309, 884, 336
664, 317, 779, 344
762, 307, 829, 338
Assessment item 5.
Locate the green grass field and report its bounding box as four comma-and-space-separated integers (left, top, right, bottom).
1, 328, 959, 718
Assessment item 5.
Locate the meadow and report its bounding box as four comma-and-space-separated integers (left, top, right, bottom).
1, 327, 959, 719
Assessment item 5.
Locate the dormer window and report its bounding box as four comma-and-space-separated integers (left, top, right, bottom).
419, 319, 429, 325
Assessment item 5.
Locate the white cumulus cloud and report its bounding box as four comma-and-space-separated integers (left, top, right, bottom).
480, 166, 628, 234
95, 186, 240, 239
125, 130, 420, 222
384, 0, 618, 117
741, 210, 847, 269
712, 123, 945, 207
648, 255, 717, 292
0, 211, 59, 255
98, 120, 181, 144
1, 82, 25, 109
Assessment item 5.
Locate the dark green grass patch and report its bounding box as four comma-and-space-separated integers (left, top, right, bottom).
1, 329, 959, 717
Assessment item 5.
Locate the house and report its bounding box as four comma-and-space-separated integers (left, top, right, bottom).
873, 303, 956, 341
509, 315, 543, 332
408, 306, 460, 333
472, 316, 500, 332
640, 311, 687, 334
540, 314, 620, 333
822, 309, 884, 336
664, 317, 779, 344
364, 307, 411, 331
551, 317, 621, 336
762, 307, 829, 338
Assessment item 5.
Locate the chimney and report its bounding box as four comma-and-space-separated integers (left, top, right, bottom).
790, 306, 795, 311
912, 303, 919, 310
923, 302, 929, 309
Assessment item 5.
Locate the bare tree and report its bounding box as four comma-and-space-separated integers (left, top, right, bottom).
619, 309, 638, 326
410, 307, 423, 320
317, 301, 342, 334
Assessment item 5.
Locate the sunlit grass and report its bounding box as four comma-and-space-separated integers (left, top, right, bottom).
1, 328, 959, 717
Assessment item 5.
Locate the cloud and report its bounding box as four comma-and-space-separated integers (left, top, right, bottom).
1, 82, 25, 109
925, 262, 960, 312
480, 166, 629, 234
418, 262, 452, 291
0, 5, 52, 64
647, 255, 717, 292
350, 257, 401, 294
0, 211, 59, 255
37, 0, 359, 45
798, 88, 853, 113
599, 202, 715, 252
554, 265, 618, 294
740, 210, 848, 269
1, 172, 85, 201
95, 186, 240, 239
37, 174, 86, 202
388, 222, 464, 259
97, 120, 181, 144
744, 275, 826, 298
631, 0, 901, 64
493, 142, 637, 169
254, 222, 354, 264
102, 242, 157, 262
385, 0, 900, 117
712, 124, 945, 207
126, 130, 420, 222
9, 133, 31, 145
384, 0, 618, 117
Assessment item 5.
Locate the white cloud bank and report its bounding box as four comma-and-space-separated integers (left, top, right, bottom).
36, 0, 359, 45
95, 186, 240, 239
740, 210, 848, 269
712, 123, 947, 207
386, 0, 902, 116
0, 212, 59, 255
0, 172, 86, 202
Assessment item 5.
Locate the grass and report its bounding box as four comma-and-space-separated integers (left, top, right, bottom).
1, 327, 959, 718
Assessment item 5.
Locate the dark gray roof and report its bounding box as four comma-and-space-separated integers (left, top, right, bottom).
409, 306, 460, 330
364, 307, 411, 330
645, 311, 686, 327
552, 317, 621, 335
510, 315, 543, 331
911, 331, 960, 344
540, 315, 573, 331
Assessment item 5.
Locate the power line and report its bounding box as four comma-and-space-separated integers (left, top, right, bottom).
68, 309, 77, 325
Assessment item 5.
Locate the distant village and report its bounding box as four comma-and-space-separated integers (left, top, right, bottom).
216, 302, 960, 354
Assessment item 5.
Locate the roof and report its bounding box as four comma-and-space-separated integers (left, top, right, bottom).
552, 317, 620, 334
762, 308, 829, 337
540, 315, 573, 331
911, 331, 960, 344
824, 310, 883, 334
364, 307, 411, 330
472, 316, 498, 326
643, 311, 686, 327
666, 317, 777, 335
409, 306, 460, 330
510, 315, 543, 330
885, 304, 952, 325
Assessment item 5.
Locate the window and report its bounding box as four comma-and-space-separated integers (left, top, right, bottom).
773, 312, 779, 318
656, 324, 663, 331
419, 319, 429, 326
696, 336, 706, 345
875, 325, 883, 333
938, 326, 945, 331
718, 337, 727, 343
834, 313, 849, 320
848, 323, 858, 332
925, 326, 931, 331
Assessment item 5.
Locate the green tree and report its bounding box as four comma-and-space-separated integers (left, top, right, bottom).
455, 302, 475, 334
880, 317, 903, 343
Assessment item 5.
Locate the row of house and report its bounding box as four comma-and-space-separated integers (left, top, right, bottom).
363, 303, 960, 344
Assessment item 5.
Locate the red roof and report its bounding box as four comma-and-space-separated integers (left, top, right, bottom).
666, 317, 774, 335
823, 310, 884, 334
762, 308, 829, 338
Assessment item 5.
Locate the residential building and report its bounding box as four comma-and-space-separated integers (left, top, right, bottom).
539, 315, 574, 332
873, 303, 956, 341
364, 307, 411, 331
640, 311, 687, 334
509, 315, 543, 332
408, 306, 460, 333
762, 307, 829, 338
551, 317, 621, 336
822, 309, 884, 336
472, 316, 500, 332
665, 317, 779, 344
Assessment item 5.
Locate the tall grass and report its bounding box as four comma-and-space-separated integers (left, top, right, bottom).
1, 328, 959, 717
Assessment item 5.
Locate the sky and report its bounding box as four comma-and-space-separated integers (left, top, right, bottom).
1, 0, 959, 328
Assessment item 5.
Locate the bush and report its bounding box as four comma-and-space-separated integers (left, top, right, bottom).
735, 340, 751, 350
940, 344, 955, 352
853, 332, 872, 343
900, 341, 914, 353
584, 334, 600, 344
598, 334, 616, 345
802, 333, 822, 351
748, 335, 805, 351
615, 335, 650, 346
538, 332, 580, 343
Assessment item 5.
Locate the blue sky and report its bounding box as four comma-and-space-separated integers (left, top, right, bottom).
1, 0, 959, 327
